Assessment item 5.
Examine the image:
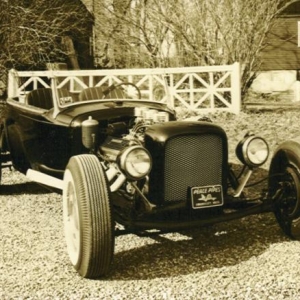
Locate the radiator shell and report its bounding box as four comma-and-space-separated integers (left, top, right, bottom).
145, 121, 228, 205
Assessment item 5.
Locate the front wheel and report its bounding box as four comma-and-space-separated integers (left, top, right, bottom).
63, 154, 114, 278
269, 141, 300, 239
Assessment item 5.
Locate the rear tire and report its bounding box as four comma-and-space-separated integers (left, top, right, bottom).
63, 154, 114, 278
0, 123, 5, 183
0, 123, 7, 184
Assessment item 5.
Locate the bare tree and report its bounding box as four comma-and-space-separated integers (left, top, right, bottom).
93, 0, 177, 68
0, 0, 91, 83
92, 0, 300, 97
1, 0, 299, 98
152, 0, 300, 96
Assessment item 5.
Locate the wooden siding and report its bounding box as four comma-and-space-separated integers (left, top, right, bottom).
283, 1, 300, 14
261, 17, 300, 70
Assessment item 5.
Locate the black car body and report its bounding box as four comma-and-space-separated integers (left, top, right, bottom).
1, 71, 300, 279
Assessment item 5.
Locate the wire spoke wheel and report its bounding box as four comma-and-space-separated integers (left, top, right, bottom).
273, 166, 300, 239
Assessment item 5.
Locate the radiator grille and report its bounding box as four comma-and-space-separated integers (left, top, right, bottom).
164, 134, 223, 202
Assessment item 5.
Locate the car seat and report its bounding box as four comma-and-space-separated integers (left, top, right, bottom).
26, 88, 53, 109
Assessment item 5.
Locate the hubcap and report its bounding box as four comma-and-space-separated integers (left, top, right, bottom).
63, 170, 81, 266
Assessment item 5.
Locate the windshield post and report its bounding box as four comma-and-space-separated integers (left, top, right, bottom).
163, 74, 174, 110
50, 76, 60, 118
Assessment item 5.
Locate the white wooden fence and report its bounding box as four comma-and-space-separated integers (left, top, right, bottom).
8, 62, 241, 114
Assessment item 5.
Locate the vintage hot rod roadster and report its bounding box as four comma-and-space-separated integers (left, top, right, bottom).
1, 69, 300, 279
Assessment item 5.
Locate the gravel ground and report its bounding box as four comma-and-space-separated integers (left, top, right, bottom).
2, 110, 300, 299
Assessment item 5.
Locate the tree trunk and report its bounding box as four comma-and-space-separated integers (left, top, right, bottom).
62, 36, 80, 70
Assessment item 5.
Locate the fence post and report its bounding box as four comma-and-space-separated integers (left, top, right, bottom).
7, 69, 19, 98
231, 62, 241, 114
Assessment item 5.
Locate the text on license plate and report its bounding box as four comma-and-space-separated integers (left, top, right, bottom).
191, 185, 223, 209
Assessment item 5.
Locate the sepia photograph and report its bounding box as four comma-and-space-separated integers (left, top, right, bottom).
1, 1, 300, 299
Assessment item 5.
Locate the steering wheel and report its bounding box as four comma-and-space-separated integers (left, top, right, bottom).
102, 82, 142, 99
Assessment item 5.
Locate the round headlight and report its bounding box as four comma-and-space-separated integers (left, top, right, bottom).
236, 134, 269, 167
119, 146, 152, 180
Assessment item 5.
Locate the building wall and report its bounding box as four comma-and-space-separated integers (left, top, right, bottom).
252, 2, 300, 98
260, 17, 300, 71
260, 0, 300, 71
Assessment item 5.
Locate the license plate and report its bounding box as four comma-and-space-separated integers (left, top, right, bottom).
191, 185, 223, 209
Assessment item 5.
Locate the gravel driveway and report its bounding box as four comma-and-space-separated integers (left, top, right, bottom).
2, 111, 300, 299
1, 167, 300, 300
